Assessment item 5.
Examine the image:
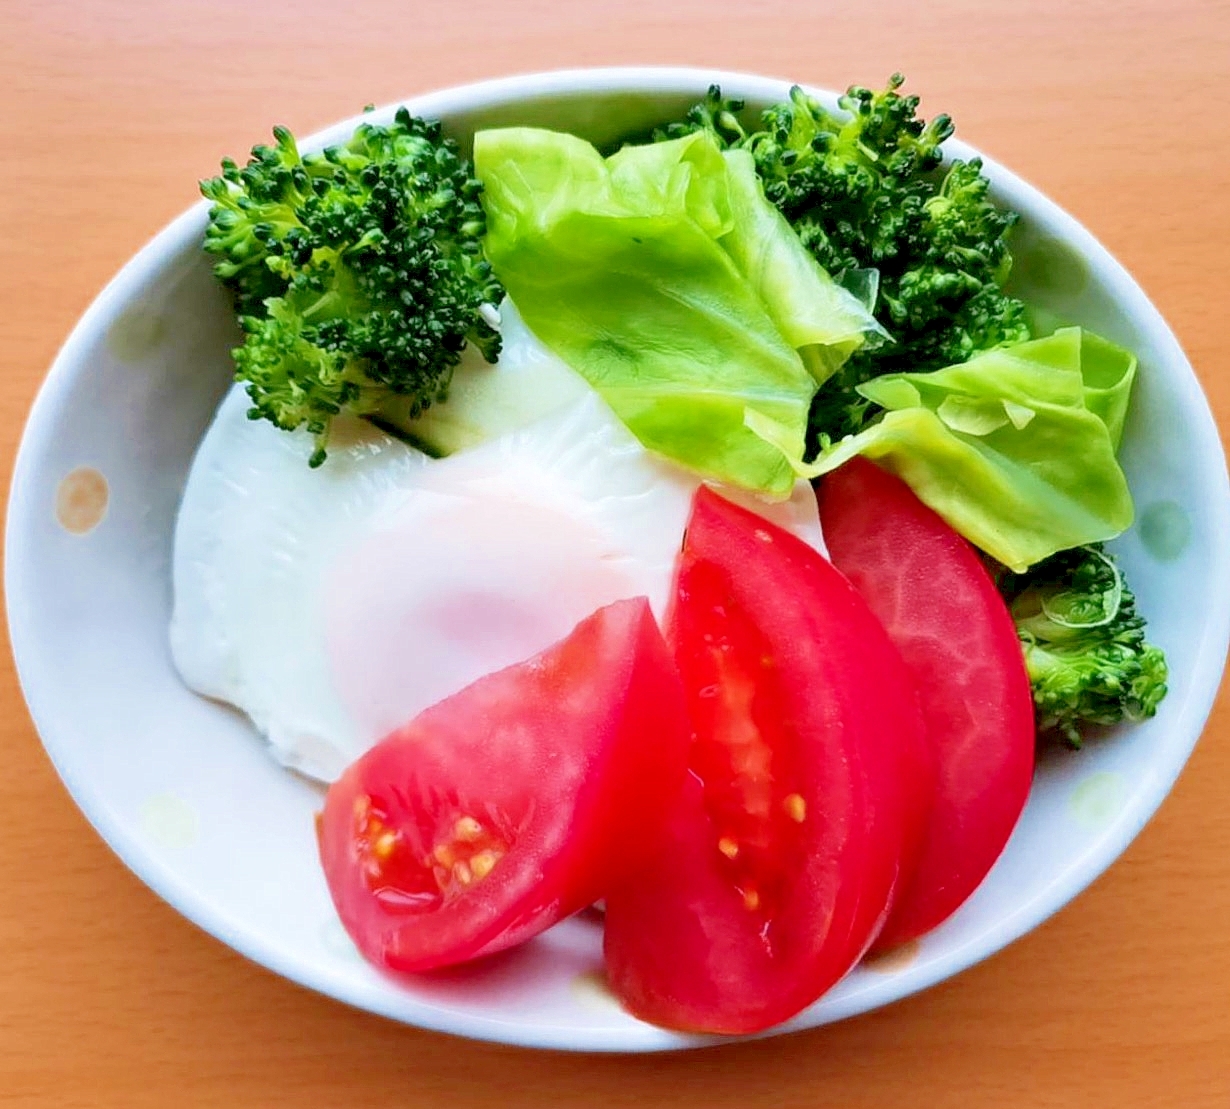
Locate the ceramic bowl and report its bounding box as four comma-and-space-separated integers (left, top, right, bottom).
7, 67, 1230, 1051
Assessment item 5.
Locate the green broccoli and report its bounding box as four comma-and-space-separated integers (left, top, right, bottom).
201, 108, 501, 466
998, 544, 1168, 747
656, 76, 1030, 448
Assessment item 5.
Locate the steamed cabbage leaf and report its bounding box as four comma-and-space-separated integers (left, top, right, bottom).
749, 328, 1137, 571
474, 127, 882, 495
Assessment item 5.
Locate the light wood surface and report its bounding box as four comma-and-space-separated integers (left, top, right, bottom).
3, 0, 1229, 1104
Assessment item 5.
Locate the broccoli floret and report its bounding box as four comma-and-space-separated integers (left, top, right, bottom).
999, 545, 1168, 747
201, 108, 501, 465
656, 77, 1030, 448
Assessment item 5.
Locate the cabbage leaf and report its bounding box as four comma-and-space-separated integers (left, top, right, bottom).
748, 328, 1137, 570
474, 127, 881, 495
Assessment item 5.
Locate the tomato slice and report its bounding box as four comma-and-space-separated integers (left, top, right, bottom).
317, 597, 691, 973
603, 487, 933, 1034
818, 458, 1035, 951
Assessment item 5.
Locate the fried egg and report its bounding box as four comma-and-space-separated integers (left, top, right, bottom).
170, 306, 827, 782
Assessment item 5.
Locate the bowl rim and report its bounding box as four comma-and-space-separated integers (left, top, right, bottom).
7, 64, 1230, 1053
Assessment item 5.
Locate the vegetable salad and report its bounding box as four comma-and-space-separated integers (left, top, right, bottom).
178, 74, 1168, 1034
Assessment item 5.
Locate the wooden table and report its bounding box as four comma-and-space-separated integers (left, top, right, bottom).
3, 0, 1229, 1104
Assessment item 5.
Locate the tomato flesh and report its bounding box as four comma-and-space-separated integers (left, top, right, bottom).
317, 597, 691, 973
603, 487, 934, 1034
818, 458, 1036, 951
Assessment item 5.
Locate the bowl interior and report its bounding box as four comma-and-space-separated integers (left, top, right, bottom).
7, 68, 1229, 1052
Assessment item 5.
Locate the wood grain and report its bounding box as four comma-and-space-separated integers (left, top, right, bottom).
2, 0, 1229, 1104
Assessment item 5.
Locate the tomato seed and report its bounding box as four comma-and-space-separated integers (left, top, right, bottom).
470, 850, 500, 880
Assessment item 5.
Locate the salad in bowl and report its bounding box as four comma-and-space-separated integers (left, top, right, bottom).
7, 67, 1227, 1050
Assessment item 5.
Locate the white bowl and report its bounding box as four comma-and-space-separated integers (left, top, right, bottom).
7, 67, 1230, 1052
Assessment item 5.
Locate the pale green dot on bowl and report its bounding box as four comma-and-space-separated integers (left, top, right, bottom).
140, 793, 199, 849
107, 309, 166, 362
1069, 771, 1127, 829
1138, 499, 1191, 562
1012, 233, 1089, 299
319, 919, 363, 962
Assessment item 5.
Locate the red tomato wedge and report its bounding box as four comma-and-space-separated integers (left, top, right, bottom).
317, 597, 691, 973
818, 458, 1035, 952
603, 487, 934, 1034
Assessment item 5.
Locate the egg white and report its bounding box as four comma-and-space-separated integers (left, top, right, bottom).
171, 304, 828, 782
